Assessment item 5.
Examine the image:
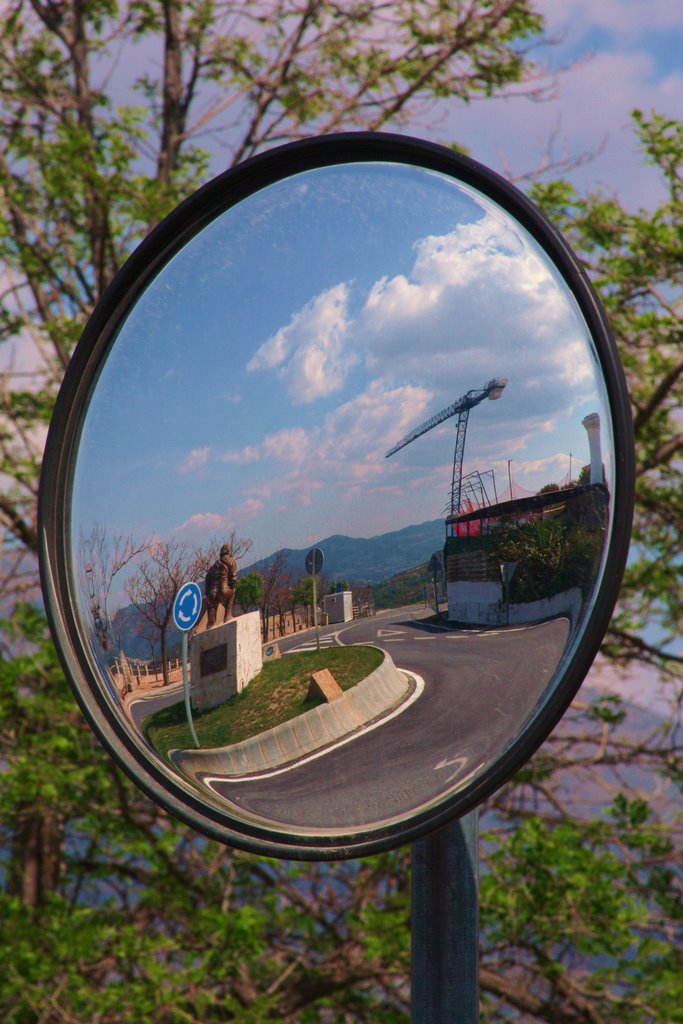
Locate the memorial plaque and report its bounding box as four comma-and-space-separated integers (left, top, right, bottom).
200, 643, 228, 679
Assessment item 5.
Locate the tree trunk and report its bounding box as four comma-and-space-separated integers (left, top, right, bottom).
7, 805, 62, 907
160, 626, 169, 686
157, 0, 184, 187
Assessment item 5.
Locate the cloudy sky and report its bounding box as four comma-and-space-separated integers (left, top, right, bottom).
65, 0, 681, 572
444, 0, 682, 209
63, 1, 682, 709
71, 161, 610, 573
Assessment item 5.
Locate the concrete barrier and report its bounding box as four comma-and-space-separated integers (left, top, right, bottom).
171, 647, 413, 780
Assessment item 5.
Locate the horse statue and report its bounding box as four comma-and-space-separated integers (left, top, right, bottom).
204, 544, 237, 628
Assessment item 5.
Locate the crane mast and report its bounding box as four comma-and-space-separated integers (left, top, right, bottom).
385, 378, 507, 516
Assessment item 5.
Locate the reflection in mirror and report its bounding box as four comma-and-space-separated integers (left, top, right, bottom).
68, 161, 613, 839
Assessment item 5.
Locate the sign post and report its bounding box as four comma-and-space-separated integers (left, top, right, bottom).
411, 812, 479, 1023
305, 546, 324, 651
500, 561, 517, 626
428, 551, 442, 614
172, 581, 203, 748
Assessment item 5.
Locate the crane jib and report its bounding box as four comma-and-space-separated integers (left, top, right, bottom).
384, 379, 506, 459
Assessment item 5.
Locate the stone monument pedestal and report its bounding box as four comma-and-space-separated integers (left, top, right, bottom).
189, 611, 262, 713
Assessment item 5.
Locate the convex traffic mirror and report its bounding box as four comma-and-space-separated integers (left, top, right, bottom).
40, 134, 634, 858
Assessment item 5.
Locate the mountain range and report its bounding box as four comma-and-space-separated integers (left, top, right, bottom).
242, 518, 446, 584
109, 518, 445, 663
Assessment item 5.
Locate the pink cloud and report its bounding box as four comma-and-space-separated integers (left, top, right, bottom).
178, 447, 210, 474
220, 445, 260, 464
175, 512, 226, 533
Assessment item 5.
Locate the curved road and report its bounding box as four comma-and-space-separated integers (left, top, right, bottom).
203, 605, 569, 834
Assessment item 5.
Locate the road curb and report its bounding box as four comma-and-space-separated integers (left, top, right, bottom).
170, 647, 413, 780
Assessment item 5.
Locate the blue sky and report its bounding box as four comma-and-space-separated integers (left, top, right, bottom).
64, 0, 679, 575
71, 162, 611, 573
59, 0, 682, 710
444, 0, 682, 209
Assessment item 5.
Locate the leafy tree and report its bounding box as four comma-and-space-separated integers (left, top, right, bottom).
530, 112, 683, 676
292, 574, 317, 609
328, 578, 351, 594
291, 573, 328, 628
235, 570, 264, 613
0, 1, 681, 1021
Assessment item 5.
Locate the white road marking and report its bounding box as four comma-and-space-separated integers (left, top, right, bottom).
204, 670, 426, 784
288, 634, 338, 652
433, 756, 487, 786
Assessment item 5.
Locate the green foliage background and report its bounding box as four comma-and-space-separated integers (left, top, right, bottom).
0, 3, 680, 1021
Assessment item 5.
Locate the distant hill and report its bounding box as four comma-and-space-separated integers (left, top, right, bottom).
109, 519, 447, 660
243, 518, 445, 584
370, 562, 435, 610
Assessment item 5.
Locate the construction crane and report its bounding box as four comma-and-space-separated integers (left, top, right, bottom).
385, 378, 507, 516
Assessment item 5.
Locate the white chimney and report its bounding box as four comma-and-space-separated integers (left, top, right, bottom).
582, 412, 603, 485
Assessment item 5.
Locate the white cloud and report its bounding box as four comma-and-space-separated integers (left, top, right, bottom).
438, 12, 683, 209
543, 0, 683, 40
352, 213, 596, 432
236, 497, 266, 521
248, 208, 596, 443
175, 511, 227, 534
202, 380, 437, 548
175, 498, 265, 537
173, 200, 609, 558
511, 451, 574, 486
247, 283, 357, 403
262, 427, 309, 463
321, 380, 433, 460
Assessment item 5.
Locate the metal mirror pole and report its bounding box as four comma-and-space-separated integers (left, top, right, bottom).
411, 810, 479, 1023
181, 632, 200, 749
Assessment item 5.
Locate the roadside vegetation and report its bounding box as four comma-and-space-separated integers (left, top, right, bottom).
143, 646, 383, 759
0, 2, 680, 1021
371, 563, 435, 610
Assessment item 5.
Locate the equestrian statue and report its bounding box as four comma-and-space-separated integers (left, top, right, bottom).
204, 543, 237, 628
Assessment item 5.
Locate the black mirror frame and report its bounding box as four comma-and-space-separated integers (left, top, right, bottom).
39, 132, 635, 860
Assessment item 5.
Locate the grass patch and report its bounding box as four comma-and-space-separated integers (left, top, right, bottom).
143, 645, 383, 761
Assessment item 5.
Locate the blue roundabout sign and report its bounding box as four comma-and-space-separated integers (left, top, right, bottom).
172, 581, 202, 632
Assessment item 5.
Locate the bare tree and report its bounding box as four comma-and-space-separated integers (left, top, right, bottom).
124, 539, 201, 686
77, 524, 147, 652
259, 549, 290, 641
191, 532, 254, 577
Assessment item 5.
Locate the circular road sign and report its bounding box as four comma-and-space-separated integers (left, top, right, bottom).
305, 546, 324, 576
172, 581, 203, 633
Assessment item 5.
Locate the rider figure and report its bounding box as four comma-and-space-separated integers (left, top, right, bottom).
205, 544, 237, 627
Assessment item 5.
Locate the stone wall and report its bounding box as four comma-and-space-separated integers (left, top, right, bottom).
189, 610, 262, 713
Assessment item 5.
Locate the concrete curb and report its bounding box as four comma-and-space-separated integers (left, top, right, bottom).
170, 647, 412, 780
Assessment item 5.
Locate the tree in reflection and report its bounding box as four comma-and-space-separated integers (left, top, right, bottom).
124, 533, 252, 685
494, 514, 604, 604
235, 571, 264, 614
125, 539, 200, 687
77, 524, 147, 652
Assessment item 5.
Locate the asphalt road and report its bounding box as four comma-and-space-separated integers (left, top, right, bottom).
128, 682, 184, 733
206, 605, 569, 834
